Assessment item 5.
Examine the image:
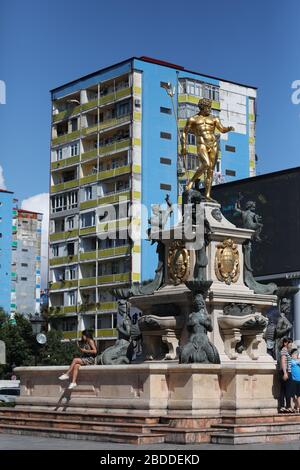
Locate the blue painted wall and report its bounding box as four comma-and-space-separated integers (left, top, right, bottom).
0, 190, 13, 314
134, 59, 178, 281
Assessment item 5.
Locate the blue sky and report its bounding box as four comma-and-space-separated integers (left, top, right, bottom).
0, 0, 299, 203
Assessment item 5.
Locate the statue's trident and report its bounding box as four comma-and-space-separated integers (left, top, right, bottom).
161, 82, 189, 184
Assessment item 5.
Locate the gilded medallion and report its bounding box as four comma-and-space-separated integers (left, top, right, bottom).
215, 238, 240, 285
168, 240, 190, 285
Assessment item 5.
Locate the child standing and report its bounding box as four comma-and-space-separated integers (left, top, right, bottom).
290, 348, 300, 413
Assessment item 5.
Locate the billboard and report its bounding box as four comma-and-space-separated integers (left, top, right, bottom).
211, 167, 300, 278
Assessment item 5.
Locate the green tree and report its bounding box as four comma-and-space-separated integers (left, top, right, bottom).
38, 329, 78, 366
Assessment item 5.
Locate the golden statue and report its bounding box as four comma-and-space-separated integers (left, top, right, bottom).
181, 98, 234, 200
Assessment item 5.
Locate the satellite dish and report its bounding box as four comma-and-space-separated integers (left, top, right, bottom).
36, 333, 47, 345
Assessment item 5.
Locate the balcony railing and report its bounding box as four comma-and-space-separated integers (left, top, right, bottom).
79, 189, 130, 210
49, 255, 78, 266
81, 114, 130, 137
95, 328, 117, 338
50, 279, 78, 290
51, 155, 80, 170
51, 179, 79, 193
49, 229, 78, 242
79, 165, 130, 185
79, 245, 130, 262
52, 130, 80, 146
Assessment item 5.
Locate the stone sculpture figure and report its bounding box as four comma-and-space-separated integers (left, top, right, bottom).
235, 200, 263, 242
274, 297, 293, 360
181, 98, 234, 200
235, 198, 277, 295
179, 285, 220, 364
97, 300, 134, 365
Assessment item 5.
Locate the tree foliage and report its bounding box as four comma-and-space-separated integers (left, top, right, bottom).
0, 313, 78, 378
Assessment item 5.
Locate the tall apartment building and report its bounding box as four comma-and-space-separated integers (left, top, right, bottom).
10, 209, 43, 316
0, 189, 14, 314
49, 56, 257, 346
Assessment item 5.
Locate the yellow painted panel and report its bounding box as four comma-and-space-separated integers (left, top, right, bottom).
96, 328, 117, 338
132, 273, 140, 281
133, 111, 141, 121
133, 138, 141, 146
132, 191, 141, 199
133, 86, 141, 94
63, 331, 79, 340
132, 164, 141, 173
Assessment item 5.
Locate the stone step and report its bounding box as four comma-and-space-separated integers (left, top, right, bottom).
0, 408, 160, 425
221, 413, 300, 425
0, 415, 168, 434
0, 423, 165, 445
152, 426, 214, 444
211, 429, 300, 445
213, 421, 300, 434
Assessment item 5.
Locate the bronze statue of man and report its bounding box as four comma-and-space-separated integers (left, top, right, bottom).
181, 98, 234, 200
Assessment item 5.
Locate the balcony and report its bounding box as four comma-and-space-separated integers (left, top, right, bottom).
95, 328, 117, 338
49, 255, 78, 266
79, 164, 130, 186
52, 105, 81, 123
98, 138, 131, 156
51, 155, 80, 170
79, 226, 96, 236
50, 279, 78, 290
81, 148, 98, 161
52, 130, 80, 146
49, 229, 78, 242
51, 178, 79, 193
81, 114, 130, 137
178, 93, 220, 110
79, 189, 130, 210
79, 277, 97, 287
99, 86, 131, 106
79, 250, 97, 261
79, 245, 130, 262
62, 331, 79, 340
97, 272, 130, 284
98, 301, 117, 311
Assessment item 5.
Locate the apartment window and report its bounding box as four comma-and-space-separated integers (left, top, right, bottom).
68, 291, 75, 306
160, 183, 172, 191
71, 118, 78, 131
160, 107, 172, 115
71, 142, 79, 156
51, 191, 78, 213
187, 154, 199, 170
160, 81, 169, 89
66, 217, 74, 230
117, 101, 130, 117
21, 248, 28, 252
53, 245, 59, 257
160, 157, 172, 165
204, 83, 219, 101
21, 263, 28, 267
81, 212, 95, 228
187, 133, 196, 145
56, 148, 63, 161
67, 242, 75, 256
225, 145, 236, 153
84, 186, 92, 201
21, 277, 27, 281
69, 267, 76, 280
160, 132, 172, 140
225, 169, 236, 177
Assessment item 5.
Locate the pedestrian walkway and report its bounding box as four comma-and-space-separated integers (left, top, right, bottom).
1, 433, 300, 450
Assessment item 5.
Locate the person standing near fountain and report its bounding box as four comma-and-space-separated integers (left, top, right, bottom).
278, 337, 294, 413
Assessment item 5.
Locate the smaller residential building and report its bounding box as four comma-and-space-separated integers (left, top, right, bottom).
0, 189, 14, 314
11, 209, 43, 316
